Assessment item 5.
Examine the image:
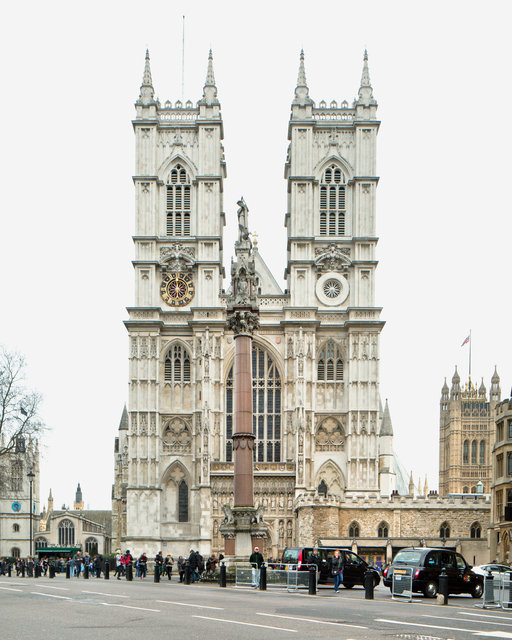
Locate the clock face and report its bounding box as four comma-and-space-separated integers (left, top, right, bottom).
11, 501, 21, 512
160, 272, 195, 307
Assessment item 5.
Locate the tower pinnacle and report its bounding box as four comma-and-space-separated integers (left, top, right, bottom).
293, 50, 313, 106
357, 49, 376, 106
200, 49, 219, 106
137, 49, 155, 105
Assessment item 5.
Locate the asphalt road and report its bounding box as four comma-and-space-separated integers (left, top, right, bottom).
1, 574, 511, 639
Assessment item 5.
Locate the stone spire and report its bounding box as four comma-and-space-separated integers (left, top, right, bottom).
48, 488, 53, 513
409, 472, 415, 496
74, 483, 84, 510
137, 49, 155, 106
479, 378, 487, 397
424, 475, 429, 495
293, 49, 313, 106
119, 404, 128, 431
491, 366, 501, 402
357, 49, 377, 106
380, 399, 393, 436
200, 49, 219, 106
451, 366, 461, 398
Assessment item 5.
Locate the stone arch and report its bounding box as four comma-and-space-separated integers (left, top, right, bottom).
315, 416, 345, 450
157, 153, 198, 183
161, 417, 192, 452
313, 154, 354, 182
160, 461, 190, 522
314, 460, 346, 496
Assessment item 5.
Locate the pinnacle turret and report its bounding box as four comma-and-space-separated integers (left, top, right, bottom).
137, 49, 156, 106
200, 49, 219, 106
357, 49, 377, 106
119, 404, 128, 430
380, 398, 393, 436
293, 50, 313, 106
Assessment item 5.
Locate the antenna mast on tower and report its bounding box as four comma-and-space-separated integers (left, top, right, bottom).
181, 15, 185, 102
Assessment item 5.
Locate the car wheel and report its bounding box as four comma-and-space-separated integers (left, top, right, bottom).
373, 576, 380, 588
471, 582, 483, 598
423, 581, 438, 598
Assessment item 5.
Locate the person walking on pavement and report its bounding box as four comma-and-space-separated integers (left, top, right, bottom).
164, 554, 173, 580
309, 548, 322, 583
155, 551, 164, 577
331, 549, 344, 593
177, 556, 185, 582
249, 546, 264, 587
188, 549, 197, 583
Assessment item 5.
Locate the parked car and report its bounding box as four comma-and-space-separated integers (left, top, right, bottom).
383, 547, 483, 598
472, 564, 512, 577
280, 546, 380, 588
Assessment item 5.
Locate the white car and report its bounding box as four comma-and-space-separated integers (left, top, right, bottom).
472, 564, 512, 577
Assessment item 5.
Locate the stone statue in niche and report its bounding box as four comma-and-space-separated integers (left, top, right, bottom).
237, 197, 251, 245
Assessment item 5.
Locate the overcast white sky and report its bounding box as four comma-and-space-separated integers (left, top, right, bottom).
1, 1, 511, 509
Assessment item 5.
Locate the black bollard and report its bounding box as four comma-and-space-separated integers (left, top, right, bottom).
219, 562, 227, 588
49, 565, 55, 579
154, 564, 160, 583
84, 564, 89, 579
65, 564, 70, 579
185, 564, 191, 585
308, 566, 317, 595
7, 564, 12, 577
364, 570, 375, 600
259, 565, 267, 591
34, 564, 40, 578
21, 564, 25, 578
104, 561, 109, 580
127, 561, 133, 581
439, 568, 449, 605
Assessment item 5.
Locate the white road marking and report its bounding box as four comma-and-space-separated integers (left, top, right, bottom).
0, 582, 26, 586
82, 590, 128, 598
473, 633, 512, 638
257, 612, 367, 629
31, 592, 71, 600
463, 612, 512, 620
376, 618, 479, 633
100, 603, 160, 612
33, 584, 69, 591
157, 600, 223, 610
424, 614, 512, 628
0, 586, 22, 592
192, 615, 297, 633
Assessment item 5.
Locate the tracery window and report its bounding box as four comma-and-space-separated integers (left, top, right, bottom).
317, 342, 343, 381
318, 479, 327, 496
439, 522, 450, 538
166, 164, 191, 236
178, 480, 188, 522
377, 522, 389, 538
470, 522, 481, 539
319, 164, 346, 236
35, 537, 48, 549
225, 344, 281, 462
349, 522, 360, 537
471, 440, 477, 464
85, 537, 98, 553
58, 519, 75, 546
11, 547, 20, 559
479, 440, 485, 465
10, 460, 23, 492
463, 440, 469, 464
164, 344, 191, 383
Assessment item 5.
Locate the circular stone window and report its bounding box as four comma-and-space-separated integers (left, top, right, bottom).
315, 272, 349, 306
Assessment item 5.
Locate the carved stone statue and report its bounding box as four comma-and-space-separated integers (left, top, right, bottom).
222, 503, 234, 524
237, 197, 250, 244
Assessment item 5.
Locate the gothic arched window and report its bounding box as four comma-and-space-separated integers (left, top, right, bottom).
166, 164, 191, 236
349, 522, 360, 538
470, 522, 481, 539
471, 440, 477, 464
11, 547, 20, 559
377, 522, 389, 538
225, 343, 282, 462
58, 519, 75, 546
317, 342, 343, 382
319, 164, 346, 236
85, 537, 98, 554
463, 440, 469, 464
439, 522, 450, 538
35, 537, 48, 549
10, 460, 23, 492
12, 524, 19, 532
178, 480, 189, 522
318, 479, 328, 496
479, 440, 485, 465
164, 344, 191, 383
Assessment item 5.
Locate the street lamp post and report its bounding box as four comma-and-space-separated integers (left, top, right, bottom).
27, 470, 35, 557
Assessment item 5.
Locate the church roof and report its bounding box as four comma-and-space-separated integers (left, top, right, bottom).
253, 248, 283, 295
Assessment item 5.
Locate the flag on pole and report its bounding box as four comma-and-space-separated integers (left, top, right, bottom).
20, 406, 28, 416
461, 335, 470, 347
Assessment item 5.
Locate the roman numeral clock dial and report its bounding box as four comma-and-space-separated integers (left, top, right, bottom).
160, 272, 195, 307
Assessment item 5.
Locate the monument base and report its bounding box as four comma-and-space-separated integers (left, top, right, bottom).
220, 505, 268, 562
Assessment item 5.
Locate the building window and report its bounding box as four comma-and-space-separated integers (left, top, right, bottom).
497, 421, 504, 441
497, 454, 504, 478
349, 522, 360, 538
225, 344, 282, 463
508, 420, 512, 439
11, 547, 20, 559
166, 165, 191, 236
507, 454, 512, 476
377, 522, 389, 538
479, 440, 485, 465
85, 537, 98, 554
58, 519, 75, 547
318, 479, 328, 496
12, 524, 20, 533
164, 344, 191, 383
178, 480, 188, 522
439, 522, 450, 538
463, 440, 469, 464
470, 522, 481, 539
10, 460, 23, 492
35, 537, 48, 549
497, 489, 503, 521
463, 486, 469, 493
471, 440, 477, 464
317, 342, 343, 381
319, 164, 346, 236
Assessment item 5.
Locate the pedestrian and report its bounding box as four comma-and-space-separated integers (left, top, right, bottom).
195, 551, 204, 581
331, 549, 344, 593
164, 554, 173, 580
249, 546, 264, 587
155, 551, 164, 577
188, 549, 197, 583
94, 554, 102, 578
123, 550, 133, 579
137, 553, 147, 579
177, 555, 185, 582
309, 547, 322, 582
114, 550, 123, 579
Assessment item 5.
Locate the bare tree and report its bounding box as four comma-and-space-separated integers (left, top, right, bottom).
0, 347, 46, 457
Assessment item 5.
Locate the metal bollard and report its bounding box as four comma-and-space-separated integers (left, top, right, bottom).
34, 564, 40, 578
127, 562, 133, 581
8, 564, 12, 577
84, 564, 89, 579
308, 566, 317, 595
185, 564, 191, 585
259, 565, 267, 591
219, 562, 227, 588
21, 564, 25, 578
364, 570, 375, 600
439, 568, 449, 605
484, 569, 494, 604
66, 564, 70, 579
154, 564, 160, 583
104, 561, 109, 580
49, 565, 55, 579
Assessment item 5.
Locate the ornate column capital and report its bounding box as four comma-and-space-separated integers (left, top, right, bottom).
226, 307, 260, 336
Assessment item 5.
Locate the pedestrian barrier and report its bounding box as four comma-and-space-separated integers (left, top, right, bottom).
500, 575, 512, 609
391, 567, 413, 602
235, 563, 259, 588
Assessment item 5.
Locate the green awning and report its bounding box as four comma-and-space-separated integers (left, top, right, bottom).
35, 547, 81, 553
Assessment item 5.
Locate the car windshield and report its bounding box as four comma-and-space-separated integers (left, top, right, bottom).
393, 550, 422, 565
281, 549, 299, 563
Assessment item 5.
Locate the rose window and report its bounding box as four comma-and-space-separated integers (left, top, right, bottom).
323, 279, 341, 299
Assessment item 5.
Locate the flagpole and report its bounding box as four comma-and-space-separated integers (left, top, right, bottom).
469, 329, 472, 379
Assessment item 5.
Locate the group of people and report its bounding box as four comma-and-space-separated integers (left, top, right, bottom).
112, 549, 222, 582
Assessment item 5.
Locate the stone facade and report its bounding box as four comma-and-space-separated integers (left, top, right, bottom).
490, 396, 512, 562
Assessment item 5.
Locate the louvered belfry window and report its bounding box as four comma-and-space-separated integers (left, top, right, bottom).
166, 165, 191, 236
164, 344, 191, 383
317, 342, 344, 381
319, 164, 345, 236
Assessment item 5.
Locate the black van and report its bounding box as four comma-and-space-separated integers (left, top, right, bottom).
382, 547, 483, 598
280, 546, 380, 588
